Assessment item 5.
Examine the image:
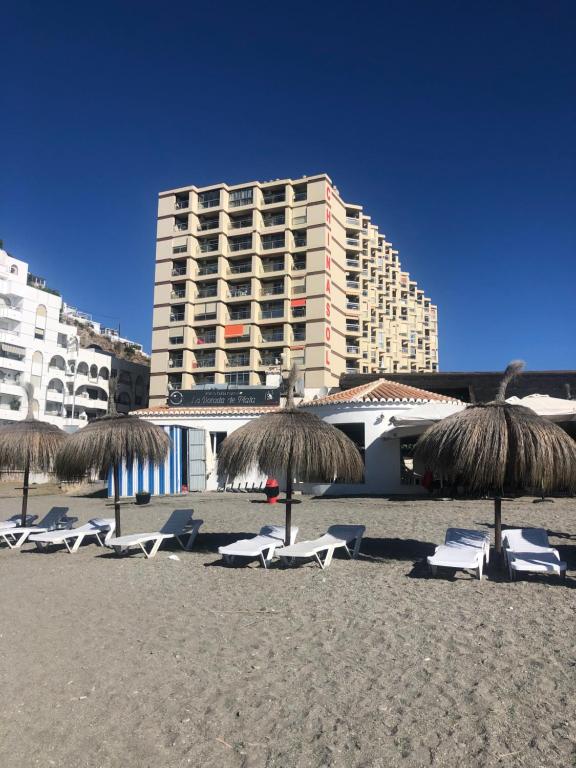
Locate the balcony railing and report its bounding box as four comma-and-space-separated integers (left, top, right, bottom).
229, 310, 251, 321
195, 333, 216, 344
346, 260, 360, 268
346, 324, 360, 333
264, 215, 285, 227
346, 237, 360, 246
170, 313, 185, 322
171, 266, 187, 276
262, 261, 284, 273
293, 333, 305, 342
293, 190, 307, 202
261, 333, 284, 343
292, 307, 306, 318
198, 197, 220, 209
229, 195, 253, 208
175, 199, 189, 209
262, 238, 285, 250
198, 242, 219, 253
225, 335, 250, 344
346, 281, 360, 290
229, 218, 252, 229
346, 216, 360, 225
260, 284, 284, 296
228, 263, 252, 274
346, 346, 360, 355
174, 222, 188, 231
198, 220, 219, 231
226, 357, 250, 367
196, 358, 216, 368
171, 291, 186, 299
260, 356, 281, 366
263, 191, 285, 204
197, 289, 217, 299
293, 237, 306, 248
292, 260, 306, 271
197, 265, 218, 276
346, 302, 359, 311
169, 357, 183, 368
261, 309, 284, 319
228, 286, 251, 298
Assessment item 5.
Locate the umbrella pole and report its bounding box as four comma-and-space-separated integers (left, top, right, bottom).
284, 453, 293, 546
494, 497, 502, 555
113, 462, 121, 537
21, 458, 30, 528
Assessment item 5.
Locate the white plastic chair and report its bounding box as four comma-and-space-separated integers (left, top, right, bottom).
0, 514, 37, 530
0, 508, 73, 549
276, 525, 366, 569
218, 525, 299, 568
503, 528, 566, 580
29, 518, 116, 553
107, 509, 201, 558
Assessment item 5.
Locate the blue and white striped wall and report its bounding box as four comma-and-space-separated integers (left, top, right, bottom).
107, 426, 182, 498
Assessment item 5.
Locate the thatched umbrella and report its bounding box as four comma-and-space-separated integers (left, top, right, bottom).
55, 390, 170, 536
217, 367, 364, 545
415, 361, 576, 554
0, 384, 67, 525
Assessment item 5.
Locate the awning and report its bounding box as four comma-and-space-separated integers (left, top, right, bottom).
291, 298, 306, 307
381, 402, 466, 439
0, 342, 25, 355
506, 394, 576, 422
224, 324, 245, 338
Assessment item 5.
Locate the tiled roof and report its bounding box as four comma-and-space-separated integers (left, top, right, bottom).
302, 378, 460, 406
131, 405, 280, 417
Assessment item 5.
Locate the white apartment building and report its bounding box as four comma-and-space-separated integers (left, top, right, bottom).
0, 249, 149, 428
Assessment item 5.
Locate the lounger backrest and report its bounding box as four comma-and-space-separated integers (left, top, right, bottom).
503, 528, 550, 551
326, 525, 366, 542
160, 509, 194, 534
88, 518, 115, 531
445, 528, 489, 548
260, 525, 299, 543
6, 514, 37, 526
37, 507, 69, 529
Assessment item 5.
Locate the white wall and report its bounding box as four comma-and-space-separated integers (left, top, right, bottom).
299, 402, 427, 496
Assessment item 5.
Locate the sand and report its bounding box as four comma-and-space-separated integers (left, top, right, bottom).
0, 491, 575, 768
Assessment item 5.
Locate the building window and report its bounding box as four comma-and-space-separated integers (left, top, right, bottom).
171, 260, 187, 276
170, 304, 185, 322
173, 244, 187, 254
261, 233, 285, 250
175, 193, 189, 209
229, 188, 253, 207
293, 230, 307, 248
225, 372, 250, 385
293, 184, 307, 202
198, 190, 220, 209
169, 335, 184, 345
263, 186, 285, 205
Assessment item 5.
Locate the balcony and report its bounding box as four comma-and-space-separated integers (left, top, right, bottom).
195, 331, 216, 344
346, 237, 360, 248
226, 355, 250, 368
194, 309, 217, 322
168, 357, 183, 368
198, 194, 220, 210
197, 287, 218, 299
263, 213, 285, 227
293, 235, 307, 248
228, 284, 251, 299
292, 259, 306, 271
170, 312, 185, 323
175, 197, 189, 210
198, 239, 219, 254
261, 237, 285, 251
346, 345, 360, 355
229, 237, 252, 253
229, 216, 252, 230
346, 301, 360, 311
262, 259, 284, 273
172, 245, 188, 254
293, 188, 307, 202
171, 290, 186, 300
346, 280, 360, 291
261, 331, 284, 343
195, 357, 216, 369
346, 259, 360, 269
229, 308, 251, 321
197, 264, 219, 277
346, 323, 360, 334
293, 331, 306, 342
225, 334, 250, 345
229, 191, 253, 208
262, 190, 286, 205
260, 307, 284, 320
198, 218, 219, 232
0, 306, 21, 321
346, 216, 360, 226
260, 283, 284, 297
171, 265, 187, 276
174, 220, 188, 232
291, 307, 306, 318
228, 261, 252, 275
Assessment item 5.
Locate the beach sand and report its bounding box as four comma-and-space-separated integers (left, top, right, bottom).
1, 491, 575, 768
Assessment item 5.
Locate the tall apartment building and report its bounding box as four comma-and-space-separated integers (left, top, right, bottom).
150, 173, 438, 405
0, 249, 149, 427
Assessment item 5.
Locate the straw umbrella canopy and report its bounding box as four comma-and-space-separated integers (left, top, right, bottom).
0, 384, 67, 525
415, 361, 576, 554
55, 392, 170, 536
217, 368, 364, 545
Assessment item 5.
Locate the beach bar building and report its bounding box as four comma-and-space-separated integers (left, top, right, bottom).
123, 379, 457, 498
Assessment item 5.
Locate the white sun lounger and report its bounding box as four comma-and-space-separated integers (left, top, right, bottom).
0, 508, 73, 549
444, 528, 490, 564
503, 528, 566, 580
0, 514, 37, 530
107, 509, 202, 558
428, 544, 484, 579
28, 518, 116, 553
218, 525, 299, 568
276, 525, 366, 569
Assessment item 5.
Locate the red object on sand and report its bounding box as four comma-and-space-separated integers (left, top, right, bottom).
264, 477, 280, 503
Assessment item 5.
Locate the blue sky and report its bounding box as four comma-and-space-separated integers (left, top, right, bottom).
1, 1, 575, 371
